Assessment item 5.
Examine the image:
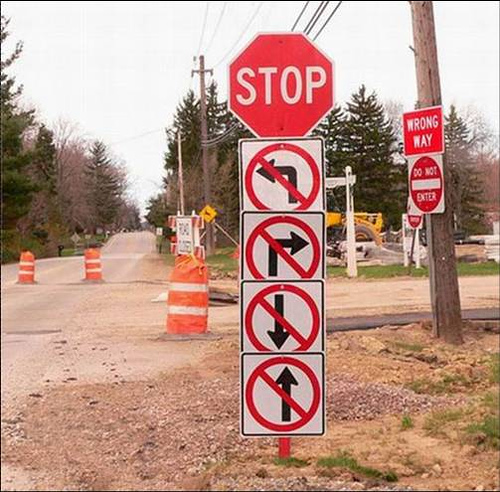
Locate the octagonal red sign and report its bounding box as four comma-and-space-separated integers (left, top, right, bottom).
228, 33, 334, 137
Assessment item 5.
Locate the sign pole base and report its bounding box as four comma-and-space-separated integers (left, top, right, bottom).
278, 437, 291, 459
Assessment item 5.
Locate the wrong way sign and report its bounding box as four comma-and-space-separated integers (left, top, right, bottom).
241, 212, 325, 280
241, 352, 325, 436
240, 138, 325, 212
241, 280, 324, 353
408, 155, 445, 214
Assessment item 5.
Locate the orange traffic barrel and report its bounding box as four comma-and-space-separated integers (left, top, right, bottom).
18, 251, 35, 284
166, 255, 208, 335
84, 248, 103, 281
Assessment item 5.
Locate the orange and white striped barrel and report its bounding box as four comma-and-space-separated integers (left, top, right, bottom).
166, 255, 208, 335
84, 248, 102, 281
18, 251, 35, 284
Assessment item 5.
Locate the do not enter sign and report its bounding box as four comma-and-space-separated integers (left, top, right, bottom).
408, 155, 445, 214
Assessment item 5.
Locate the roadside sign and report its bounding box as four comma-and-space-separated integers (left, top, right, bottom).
408, 155, 445, 214
229, 33, 334, 137
241, 352, 325, 436
406, 213, 423, 229
402, 105, 444, 156
241, 281, 324, 353
200, 204, 218, 223
240, 138, 324, 211
241, 212, 325, 280
156, 227, 163, 236
176, 217, 194, 254
71, 232, 81, 244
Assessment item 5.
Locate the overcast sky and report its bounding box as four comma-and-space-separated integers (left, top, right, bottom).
3, 1, 499, 215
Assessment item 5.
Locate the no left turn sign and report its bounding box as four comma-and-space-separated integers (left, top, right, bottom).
240, 138, 324, 212
241, 280, 325, 353
241, 212, 325, 280
241, 352, 325, 436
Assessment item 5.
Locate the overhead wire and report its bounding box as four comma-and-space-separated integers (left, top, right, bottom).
204, 1, 227, 55
312, 0, 343, 40
212, 1, 264, 68
291, 1, 311, 31
305, 1, 330, 35
196, 2, 210, 56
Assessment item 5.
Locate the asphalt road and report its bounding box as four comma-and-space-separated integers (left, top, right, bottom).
1, 232, 156, 407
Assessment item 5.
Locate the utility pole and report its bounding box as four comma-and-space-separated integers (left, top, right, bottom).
192, 55, 215, 255
410, 1, 463, 344
177, 131, 185, 215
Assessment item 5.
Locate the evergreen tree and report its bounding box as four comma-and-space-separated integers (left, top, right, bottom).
341, 85, 406, 227
85, 141, 123, 232
313, 105, 347, 177
445, 105, 485, 234
1, 16, 36, 231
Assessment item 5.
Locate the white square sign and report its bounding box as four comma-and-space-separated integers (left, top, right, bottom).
241, 352, 325, 436
241, 212, 325, 281
240, 138, 325, 212
241, 280, 325, 353
176, 217, 194, 255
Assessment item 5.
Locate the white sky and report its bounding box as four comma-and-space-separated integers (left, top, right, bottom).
3, 1, 499, 215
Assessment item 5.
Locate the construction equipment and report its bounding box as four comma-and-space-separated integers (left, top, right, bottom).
326, 211, 384, 245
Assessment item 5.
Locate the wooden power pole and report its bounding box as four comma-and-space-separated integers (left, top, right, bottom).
410, 1, 463, 344
192, 55, 215, 255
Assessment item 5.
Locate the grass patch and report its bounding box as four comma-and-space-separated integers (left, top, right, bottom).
489, 353, 500, 384
391, 341, 425, 353
423, 408, 465, 436
317, 451, 398, 482
327, 261, 499, 279
405, 372, 475, 395
401, 415, 414, 430
273, 457, 309, 468
465, 390, 500, 450
206, 247, 238, 273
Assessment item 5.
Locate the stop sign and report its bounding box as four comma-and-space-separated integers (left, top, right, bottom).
409, 155, 445, 214
228, 33, 334, 137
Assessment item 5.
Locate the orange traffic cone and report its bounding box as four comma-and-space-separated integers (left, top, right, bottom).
84, 248, 103, 281
166, 255, 209, 335
18, 251, 35, 284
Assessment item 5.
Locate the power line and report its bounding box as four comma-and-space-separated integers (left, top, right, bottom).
109, 129, 163, 146
197, 2, 210, 56
202, 123, 239, 146
213, 1, 264, 69
204, 2, 227, 55
291, 1, 311, 31
305, 1, 330, 35
312, 0, 343, 40
303, 1, 327, 35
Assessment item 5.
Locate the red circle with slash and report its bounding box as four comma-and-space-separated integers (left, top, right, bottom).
245, 284, 320, 351
245, 356, 321, 432
245, 215, 321, 279
245, 143, 321, 211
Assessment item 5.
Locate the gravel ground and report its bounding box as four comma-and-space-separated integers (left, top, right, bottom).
1, 342, 456, 491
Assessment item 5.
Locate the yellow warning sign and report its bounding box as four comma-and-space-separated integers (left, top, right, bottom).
199, 204, 218, 223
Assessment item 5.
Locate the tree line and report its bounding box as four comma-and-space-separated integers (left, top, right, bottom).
1, 16, 140, 263
148, 79, 498, 238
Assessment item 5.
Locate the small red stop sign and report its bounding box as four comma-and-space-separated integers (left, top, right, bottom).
409, 155, 444, 214
228, 33, 334, 137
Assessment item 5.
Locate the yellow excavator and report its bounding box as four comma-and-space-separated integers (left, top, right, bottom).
326, 211, 384, 246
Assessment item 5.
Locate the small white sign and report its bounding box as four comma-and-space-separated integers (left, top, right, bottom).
156, 227, 163, 236
241, 212, 325, 281
241, 280, 324, 353
241, 352, 325, 436
240, 138, 324, 212
176, 217, 194, 255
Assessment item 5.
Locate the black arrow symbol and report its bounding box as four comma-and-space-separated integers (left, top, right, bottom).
266, 294, 290, 349
275, 367, 299, 422
256, 159, 299, 204
268, 231, 309, 276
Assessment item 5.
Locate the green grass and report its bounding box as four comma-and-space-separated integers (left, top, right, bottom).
423, 408, 465, 436
317, 451, 398, 482
273, 457, 309, 468
401, 415, 414, 430
206, 247, 238, 273
390, 341, 426, 353
327, 261, 499, 279
405, 372, 475, 395
465, 390, 500, 450
489, 354, 500, 384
